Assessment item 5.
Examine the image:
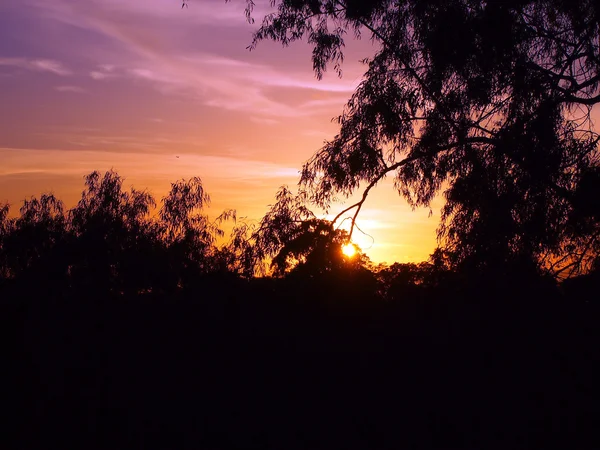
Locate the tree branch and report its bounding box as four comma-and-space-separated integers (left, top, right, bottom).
331, 136, 497, 238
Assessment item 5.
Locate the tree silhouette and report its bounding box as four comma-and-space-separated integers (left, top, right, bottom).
235, 0, 600, 277
234, 186, 370, 277
0, 194, 68, 285
67, 170, 160, 293
159, 176, 235, 286
0, 170, 246, 293
0, 202, 12, 282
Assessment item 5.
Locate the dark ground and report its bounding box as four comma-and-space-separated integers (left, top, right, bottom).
2, 274, 599, 449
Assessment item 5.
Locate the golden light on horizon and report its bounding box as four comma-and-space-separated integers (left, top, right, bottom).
342, 243, 357, 258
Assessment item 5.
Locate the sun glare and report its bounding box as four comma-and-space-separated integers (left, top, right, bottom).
342, 243, 357, 258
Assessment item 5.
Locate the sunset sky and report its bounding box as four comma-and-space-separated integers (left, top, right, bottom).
0, 0, 441, 263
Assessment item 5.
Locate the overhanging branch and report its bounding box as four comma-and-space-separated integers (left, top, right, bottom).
331, 136, 496, 238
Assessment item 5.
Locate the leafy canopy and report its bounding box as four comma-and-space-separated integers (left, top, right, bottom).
230, 0, 600, 277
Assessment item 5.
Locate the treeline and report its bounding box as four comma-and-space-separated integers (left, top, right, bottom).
0, 169, 249, 295
1, 169, 598, 300
0, 169, 372, 295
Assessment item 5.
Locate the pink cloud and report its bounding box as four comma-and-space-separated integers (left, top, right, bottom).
0, 57, 71, 76
55, 85, 86, 93
20, 0, 364, 117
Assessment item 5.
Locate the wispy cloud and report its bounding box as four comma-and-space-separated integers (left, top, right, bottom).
19, 0, 362, 117
25, 0, 260, 30
89, 64, 118, 80
0, 57, 71, 76
55, 85, 86, 93
90, 71, 111, 80
250, 117, 280, 126
98, 64, 115, 72
0, 147, 300, 183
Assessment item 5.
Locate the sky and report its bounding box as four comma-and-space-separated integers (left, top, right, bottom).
0, 0, 441, 264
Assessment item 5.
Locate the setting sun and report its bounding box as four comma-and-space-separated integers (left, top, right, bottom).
342, 243, 357, 258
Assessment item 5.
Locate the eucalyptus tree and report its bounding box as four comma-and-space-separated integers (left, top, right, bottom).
216, 0, 600, 276
220, 186, 368, 277
67, 170, 160, 291
252, 187, 366, 276
0, 203, 14, 281
159, 176, 236, 283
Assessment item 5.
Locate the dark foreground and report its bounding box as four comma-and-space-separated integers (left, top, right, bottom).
3, 274, 599, 449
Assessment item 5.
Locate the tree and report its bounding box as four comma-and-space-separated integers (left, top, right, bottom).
0, 194, 68, 281
0, 203, 12, 281
226, 186, 370, 277
69, 170, 160, 293
228, 0, 600, 277
0, 170, 240, 294
159, 176, 235, 285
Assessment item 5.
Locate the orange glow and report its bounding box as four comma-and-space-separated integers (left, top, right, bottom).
342, 243, 357, 258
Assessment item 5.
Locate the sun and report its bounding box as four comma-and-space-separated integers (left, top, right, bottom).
342, 243, 357, 258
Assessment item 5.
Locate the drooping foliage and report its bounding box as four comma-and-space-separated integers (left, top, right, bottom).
0, 194, 67, 283
0, 171, 230, 293
0, 170, 371, 293
0, 202, 14, 281
253, 187, 370, 276
67, 171, 159, 292
217, 186, 370, 277
235, 0, 600, 277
